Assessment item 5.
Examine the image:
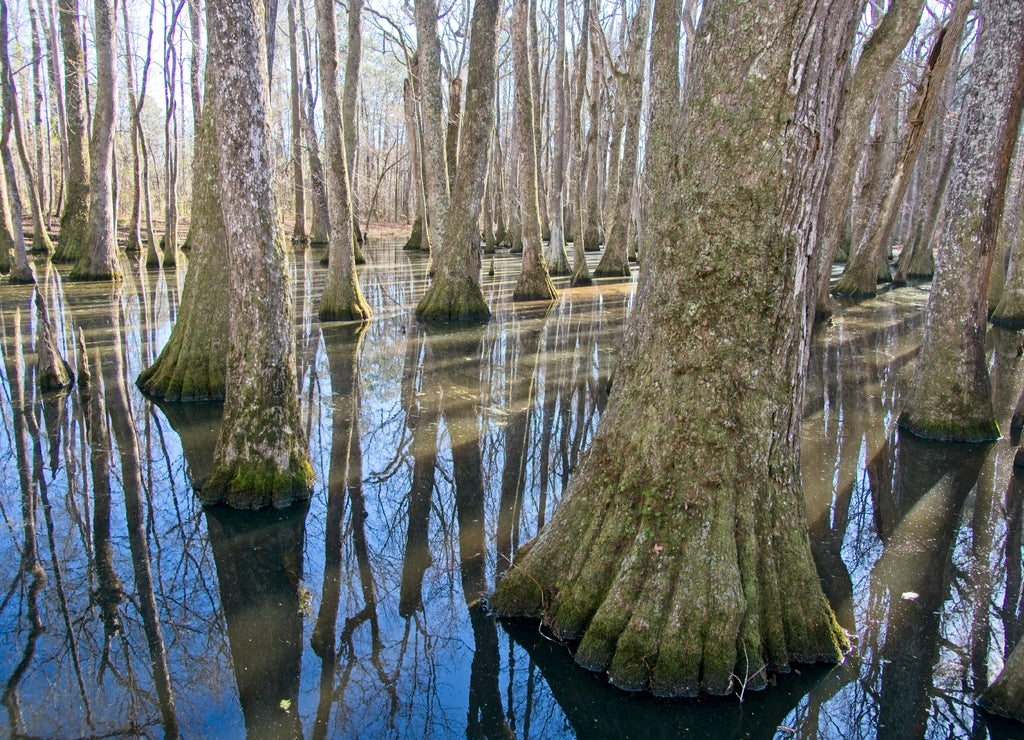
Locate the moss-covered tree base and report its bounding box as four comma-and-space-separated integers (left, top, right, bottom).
491, 426, 849, 697
7, 265, 35, 284
67, 264, 124, 281
137, 336, 226, 402
897, 410, 1000, 444
416, 276, 490, 321
201, 456, 315, 509
318, 288, 372, 322
53, 206, 89, 263
593, 249, 631, 278
404, 217, 424, 251
512, 271, 558, 302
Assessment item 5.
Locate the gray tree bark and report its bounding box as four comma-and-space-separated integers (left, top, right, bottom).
415, 0, 501, 321
315, 0, 371, 320
511, 0, 557, 302
810, 0, 926, 318
203, 0, 314, 507
493, 0, 859, 697
53, 0, 90, 263
413, 0, 451, 252
899, 0, 1024, 443
70, 0, 120, 280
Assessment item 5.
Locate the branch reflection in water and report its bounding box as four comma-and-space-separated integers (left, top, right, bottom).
0, 243, 1022, 737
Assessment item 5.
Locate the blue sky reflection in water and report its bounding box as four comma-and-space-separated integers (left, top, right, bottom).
0, 242, 1021, 738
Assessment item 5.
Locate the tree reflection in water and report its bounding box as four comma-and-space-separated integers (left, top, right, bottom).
1, 245, 1023, 737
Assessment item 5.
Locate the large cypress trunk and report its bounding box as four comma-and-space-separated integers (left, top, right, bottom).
202, 0, 313, 508
492, 0, 857, 696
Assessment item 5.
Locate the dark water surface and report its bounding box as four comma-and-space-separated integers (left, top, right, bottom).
1, 243, 1022, 738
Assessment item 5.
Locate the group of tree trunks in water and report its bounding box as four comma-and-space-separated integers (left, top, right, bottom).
4, 0, 1024, 714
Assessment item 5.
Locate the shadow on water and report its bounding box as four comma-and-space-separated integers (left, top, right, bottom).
3, 245, 1024, 738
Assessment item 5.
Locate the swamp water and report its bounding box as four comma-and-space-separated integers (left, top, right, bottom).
0, 242, 1022, 739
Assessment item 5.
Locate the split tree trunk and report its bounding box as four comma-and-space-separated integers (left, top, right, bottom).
833, 2, 968, 299
415, 0, 501, 321
493, 0, 857, 697
70, 0, 120, 280
510, 0, 556, 302
314, 0, 371, 320
810, 0, 926, 319
899, 0, 1024, 443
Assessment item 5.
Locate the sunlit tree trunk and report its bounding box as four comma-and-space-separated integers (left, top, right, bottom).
511, 0, 557, 302
544, 0, 570, 276
70, 0, 119, 280
415, 0, 501, 321
413, 0, 450, 252
402, 73, 426, 250
899, 0, 1024, 443
53, 0, 89, 263
299, 0, 330, 246
138, 72, 230, 400
493, 0, 857, 696
315, 0, 371, 321
202, 0, 314, 507
595, 0, 650, 278
343, 0, 366, 256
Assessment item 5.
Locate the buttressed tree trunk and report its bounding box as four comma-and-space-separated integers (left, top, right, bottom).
899, 0, 1024, 444
203, 0, 314, 508
70, 0, 120, 281
510, 0, 557, 302
414, 0, 500, 321
492, 0, 857, 696
137, 73, 230, 401
314, 0, 370, 321
53, 0, 89, 263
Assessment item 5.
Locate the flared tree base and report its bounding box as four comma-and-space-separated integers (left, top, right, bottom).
318, 285, 372, 322
201, 456, 315, 509
897, 410, 1000, 444
512, 271, 558, 302
416, 276, 490, 322
491, 430, 848, 697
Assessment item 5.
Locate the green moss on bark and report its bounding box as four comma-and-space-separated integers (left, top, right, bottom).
416, 276, 490, 321
202, 456, 314, 509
